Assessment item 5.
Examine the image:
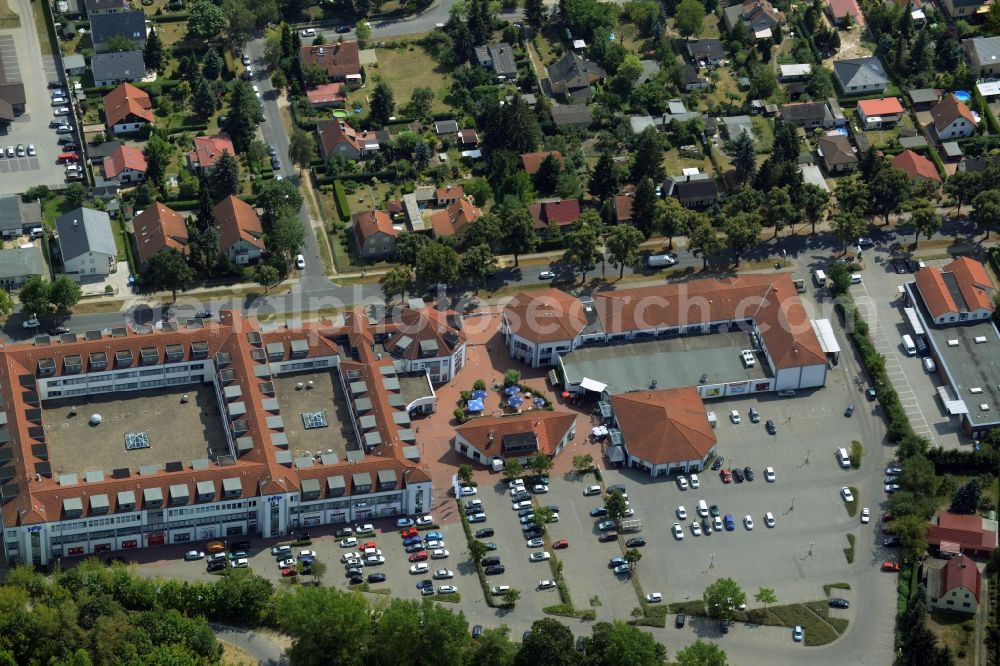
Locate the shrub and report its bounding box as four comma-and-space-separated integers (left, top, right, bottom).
473, 379, 486, 391
459, 390, 471, 403
453, 407, 466, 423
332, 180, 351, 219
850, 441, 863, 469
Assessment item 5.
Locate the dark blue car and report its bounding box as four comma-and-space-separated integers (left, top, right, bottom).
724, 515, 735, 531
416, 579, 433, 590
403, 536, 422, 546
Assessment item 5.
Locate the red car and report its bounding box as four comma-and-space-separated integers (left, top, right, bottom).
360, 541, 377, 551
882, 561, 901, 572
408, 550, 428, 562
401, 527, 418, 538
281, 567, 298, 577
882, 512, 894, 522
720, 469, 732, 484
552, 539, 569, 549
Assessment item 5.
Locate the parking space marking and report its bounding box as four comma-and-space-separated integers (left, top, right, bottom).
0, 36, 19, 82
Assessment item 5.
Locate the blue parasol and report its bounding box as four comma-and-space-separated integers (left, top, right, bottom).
508, 396, 524, 408
533, 397, 545, 407
471, 390, 488, 400
504, 386, 520, 396
467, 398, 485, 412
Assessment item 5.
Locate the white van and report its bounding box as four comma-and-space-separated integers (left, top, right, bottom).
813, 269, 827, 287
697, 500, 709, 517
837, 447, 851, 469
901, 334, 916, 356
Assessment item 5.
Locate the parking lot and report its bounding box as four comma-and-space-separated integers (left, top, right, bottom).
0, 10, 75, 195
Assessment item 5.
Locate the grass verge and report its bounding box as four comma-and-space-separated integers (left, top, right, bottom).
315, 228, 334, 275
823, 582, 852, 595
844, 534, 856, 564
630, 604, 669, 627
456, 501, 499, 609
845, 487, 859, 517
667, 600, 847, 647
31, 0, 50, 55
436, 592, 460, 603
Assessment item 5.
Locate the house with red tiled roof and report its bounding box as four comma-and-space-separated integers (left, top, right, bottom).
315, 119, 381, 162
298, 43, 361, 84
613, 195, 633, 224
925, 554, 982, 615
502, 289, 589, 366
857, 97, 905, 128
430, 198, 482, 240
132, 201, 188, 265
519, 151, 564, 176
435, 185, 464, 207
528, 199, 581, 231
458, 129, 479, 148
454, 410, 578, 465
931, 94, 977, 140
185, 135, 236, 173
914, 256, 994, 325
892, 149, 941, 183
214, 196, 264, 265
305, 82, 347, 108
352, 209, 398, 260
102, 143, 146, 184
376, 303, 468, 383
609, 387, 717, 476
102, 82, 153, 134
927, 510, 999, 557
826, 0, 864, 26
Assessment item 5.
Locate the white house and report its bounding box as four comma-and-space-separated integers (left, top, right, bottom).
453, 411, 577, 466
931, 94, 977, 140
54, 207, 117, 279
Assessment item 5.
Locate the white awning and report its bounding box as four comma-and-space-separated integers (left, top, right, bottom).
810, 319, 841, 354
978, 81, 1000, 98
605, 446, 625, 463
579, 377, 607, 393
937, 386, 969, 415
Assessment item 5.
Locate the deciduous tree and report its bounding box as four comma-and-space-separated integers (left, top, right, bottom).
675, 0, 706, 38
394, 231, 430, 266
143, 134, 173, 194
675, 640, 728, 666
256, 264, 279, 293
289, 129, 315, 173
572, 454, 594, 473
832, 211, 866, 253
186, 0, 228, 42
562, 223, 600, 282
514, 618, 575, 666
268, 212, 306, 264
724, 211, 761, 262
869, 165, 912, 225
255, 178, 302, 222
406, 86, 434, 119
583, 621, 667, 666
703, 577, 746, 620
140, 251, 194, 300
688, 216, 724, 268
19, 276, 51, 317
944, 170, 982, 216
49, 275, 82, 314
801, 182, 830, 234
972, 189, 1000, 240
379, 265, 412, 303
415, 241, 460, 287
501, 203, 539, 266
910, 201, 941, 242
605, 491, 628, 522
460, 243, 498, 290
605, 224, 643, 278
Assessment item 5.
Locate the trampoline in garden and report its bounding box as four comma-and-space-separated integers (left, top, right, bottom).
954, 90, 972, 103
333, 109, 349, 119
471, 390, 488, 400
467, 398, 485, 413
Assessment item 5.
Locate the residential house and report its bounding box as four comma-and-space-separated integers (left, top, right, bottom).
502, 288, 588, 366
780, 101, 835, 129
817, 134, 858, 173
430, 199, 483, 241
0, 246, 43, 290
298, 43, 361, 85
722, 115, 754, 142
909, 88, 942, 111
458, 129, 479, 148
925, 555, 982, 615
102, 82, 153, 134
931, 94, 976, 140
433, 120, 459, 137
352, 209, 398, 260
827, 0, 864, 26
941, 0, 987, 18
54, 207, 117, 279
722, 0, 785, 35
435, 186, 464, 207
686, 39, 726, 65
857, 97, 905, 128
474, 42, 518, 79
520, 151, 564, 176
779, 63, 812, 81
964, 36, 1000, 76
86, 139, 122, 166
682, 65, 710, 91
84, 0, 128, 14
57, 0, 84, 17
316, 119, 382, 162
0, 195, 42, 240
543, 51, 607, 103
102, 143, 146, 185
550, 104, 593, 129
63, 53, 86, 76
613, 195, 633, 225
914, 257, 994, 325
214, 196, 264, 265
800, 164, 830, 192
528, 199, 581, 231
453, 411, 578, 466
833, 56, 888, 95
672, 177, 719, 208
91, 51, 145, 87
609, 387, 718, 477
0, 52, 25, 127
185, 135, 236, 173
926, 510, 999, 557
305, 83, 346, 108
891, 149, 941, 183
132, 202, 189, 265
90, 10, 146, 53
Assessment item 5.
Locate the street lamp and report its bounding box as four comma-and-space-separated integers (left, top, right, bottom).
709, 552, 715, 568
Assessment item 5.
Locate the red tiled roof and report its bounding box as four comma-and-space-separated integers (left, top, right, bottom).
827, 0, 863, 21
610, 387, 716, 465
435, 186, 465, 201
456, 410, 578, 457
381, 305, 467, 362
503, 289, 588, 343
102, 82, 153, 127
306, 82, 346, 106
592, 273, 826, 369
316, 119, 366, 157
947, 256, 994, 313
940, 554, 982, 601
351, 209, 397, 245
932, 94, 976, 133
298, 43, 361, 79
430, 198, 482, 237
103, 143, 146, 178
133, 201, 189, 263
614, 195, 633, 222
927, 510, 999, 553
857, 97, 904, 117
187, 135, 236, 169
519, 151, 564, 176
214, 196, 264, 252
891, 149, 941, 182
528, 199, 581, 230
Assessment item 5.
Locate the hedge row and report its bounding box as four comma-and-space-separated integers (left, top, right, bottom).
332, 180, 351, 219
165, 124, 209, 136
926, 446, 1000, 474
148, 13, 189, 23
835, 299, 914, 443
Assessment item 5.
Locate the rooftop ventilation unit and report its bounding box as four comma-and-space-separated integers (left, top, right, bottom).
948, 339, 959, 347
971, 387, 983, 394
976, 336, 988, 344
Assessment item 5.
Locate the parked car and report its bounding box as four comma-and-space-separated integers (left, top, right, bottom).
409, 563, 428, 574
711, 457, 724, 471
748, 407, 760, 423
539, 271, 556, 280
475, 528, 494, 538
730, 410, 741, 424
396, 517, 415, 528
841, 487, 855, 502
367, 572, 386, 583
765, 419, 777, 435
408, 551, 428, 562
720, 469, 732, 484
764, 467, 776, 482
184, 550, 205, 561
626, 537, 646, 548
743, 466, 755, 482
724, 515, 735, 531
552, 539, 569, 549
829, 598, 850, 609
732, 467, 744, 483
672, 523, 684, 540
882, 561, 901, 571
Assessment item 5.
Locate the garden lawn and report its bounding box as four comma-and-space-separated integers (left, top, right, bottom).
42, 196, 74, 230
927, 611, 976, 665
366, 45, 452, 115
0, 0, 18, 28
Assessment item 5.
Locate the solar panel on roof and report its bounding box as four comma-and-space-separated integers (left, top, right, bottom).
111, 326, 127, 337
111, 467, 130, 479
302, 411, 329, 429
85, 330, 102, 340
164, 461, 183, 472
124, 431, 150, 450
